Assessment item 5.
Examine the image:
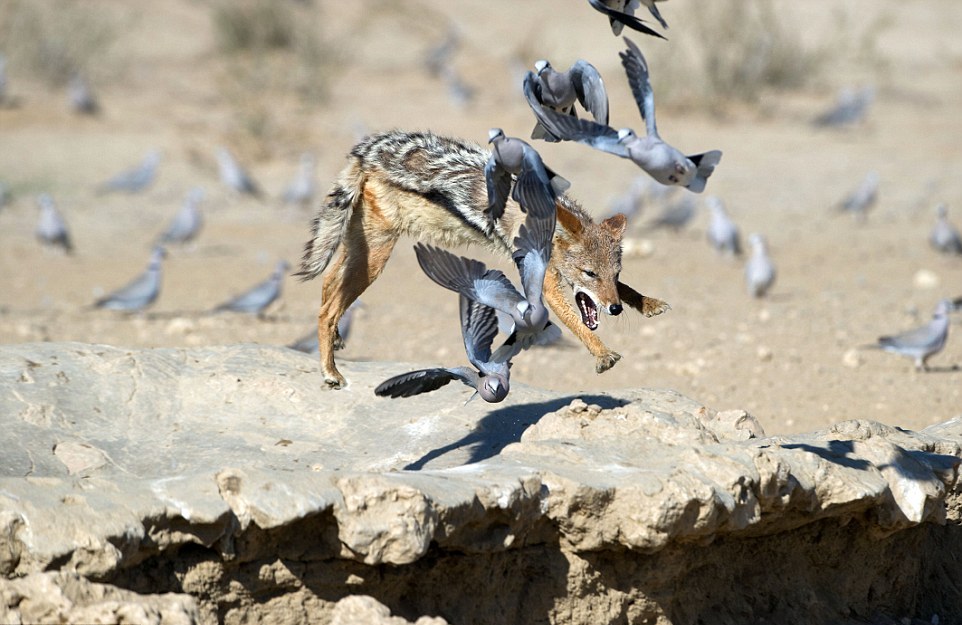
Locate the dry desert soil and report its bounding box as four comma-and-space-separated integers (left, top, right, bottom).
1, 0, 961, 435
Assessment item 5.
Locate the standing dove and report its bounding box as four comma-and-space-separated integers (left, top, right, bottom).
586, 0, 667, 38
873, 299, 952, 371
485, 128, 569, 223
706, 196, 741, 256
216, 147, 261, 197
527, 58, 608, 143
94, 247, 165, 312
213, 260, 289, 315
375, 294, 511, 403
929, 204, 962, 255
525, 38, 721, 193
837, 171, 878, 222
744, 233, 776, 298
98, 150, 160, 194
282, 153, 316, 206
35, 194, 73, 253
157, 188, 204, 245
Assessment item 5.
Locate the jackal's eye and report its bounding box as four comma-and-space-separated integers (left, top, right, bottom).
582, 269, 598, 279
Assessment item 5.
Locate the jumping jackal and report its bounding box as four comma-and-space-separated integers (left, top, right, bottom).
297, 129, 669, 388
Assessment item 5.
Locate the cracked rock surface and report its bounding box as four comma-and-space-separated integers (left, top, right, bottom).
1, 343, 961, 624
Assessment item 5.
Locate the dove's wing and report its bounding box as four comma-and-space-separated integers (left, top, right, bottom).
374, 367, 477, 398
458, 293, 499, 371
484, 154, 513, 222
570, 60, 609, 127
878, 319, 945, 353
511, 147, 562, 220
587, 0, 666, 39
512, 213, 555, 306
619, 37, 657, 137
532, 105, 631, 158
414, 243, 523, 315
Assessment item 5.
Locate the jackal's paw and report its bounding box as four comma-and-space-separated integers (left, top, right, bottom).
322, 371, 347, 389
642, 297, 671, 318
596, 351, 622, 374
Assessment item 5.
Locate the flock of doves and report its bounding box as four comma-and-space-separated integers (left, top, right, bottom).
11, 0, 962, 392
30, 145, 313, 317
375, 1, 723, 403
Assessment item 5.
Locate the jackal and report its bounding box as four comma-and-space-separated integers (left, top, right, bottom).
297, 129, 669, 388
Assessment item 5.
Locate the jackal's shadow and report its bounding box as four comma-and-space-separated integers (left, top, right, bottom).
403, 394, 630, 470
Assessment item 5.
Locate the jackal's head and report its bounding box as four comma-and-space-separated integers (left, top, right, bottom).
554, 208, 626, 331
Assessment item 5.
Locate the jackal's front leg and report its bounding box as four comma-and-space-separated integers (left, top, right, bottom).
617, 281, 671, 317
542, 270, 621, 373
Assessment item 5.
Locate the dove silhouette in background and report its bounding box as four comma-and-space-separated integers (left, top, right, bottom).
745, 234, 776, 298
871, 299, 952, 371
35, 194, 73, 253
157, 188, 204, 245
213, 260, 290, 316
94, 247, 166, 312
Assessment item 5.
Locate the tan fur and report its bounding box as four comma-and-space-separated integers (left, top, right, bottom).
298, 130, 668, 388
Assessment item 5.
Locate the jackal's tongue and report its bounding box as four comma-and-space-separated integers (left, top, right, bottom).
576, 292, 599, 331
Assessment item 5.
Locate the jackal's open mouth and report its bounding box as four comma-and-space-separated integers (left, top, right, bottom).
575, 291, 599, 331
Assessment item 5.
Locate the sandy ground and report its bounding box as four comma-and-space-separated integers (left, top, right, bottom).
1, 0, 961, 436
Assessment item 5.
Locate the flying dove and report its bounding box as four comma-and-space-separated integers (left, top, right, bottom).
586, 0, 667, 38
375, 294, 511, 403
528, 58, 608, 142
485, 128, 569, 223
524, 38, 721, 193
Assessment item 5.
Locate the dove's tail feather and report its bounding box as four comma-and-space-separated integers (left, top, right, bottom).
375, 369, 456, 398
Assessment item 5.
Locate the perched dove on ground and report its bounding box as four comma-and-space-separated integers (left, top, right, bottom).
216, 147, 261, 197
527, 58, 608, 142
414, 209, 562, 361
289, 299, 363, 354
485, 128, 569, 223
587, 0, 667, 38
813, 86, 874, 128
744, 233, 776, 298
423, 26, 460, 78
213, 260, 289, 315
68, 72, 98, 115
98, 150, 160, 194
157, 188, 204, 245
837, 171, 878, 222
873, 299, 952, 371
35, 194, 72, 253
282, 153, 316, 206
929, 204, 962, 255
94, 247, 165, 312
643, 195, 695, 231
0, 54, 7, 104
525, 38, 721, 193
375, 294, 511, 403
706, 196, 742, 256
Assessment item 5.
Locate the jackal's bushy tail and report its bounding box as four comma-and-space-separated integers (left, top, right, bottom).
296, 160, 364, 281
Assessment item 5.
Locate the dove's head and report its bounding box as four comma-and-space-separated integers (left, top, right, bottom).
488, 128, 505, 144
479, 374, 509, 403
534, 59, 551, 75
616, 128, 637, 143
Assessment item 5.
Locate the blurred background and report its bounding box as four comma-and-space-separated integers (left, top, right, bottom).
0, 0, 960, 434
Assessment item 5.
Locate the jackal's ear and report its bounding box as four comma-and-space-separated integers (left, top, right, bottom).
556, 206, 584, 235
602, 213, 627, 239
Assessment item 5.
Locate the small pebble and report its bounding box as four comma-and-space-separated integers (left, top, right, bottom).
913, 269, 940, 289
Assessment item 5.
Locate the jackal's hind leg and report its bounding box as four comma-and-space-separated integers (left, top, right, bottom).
316, 206, 398, 388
